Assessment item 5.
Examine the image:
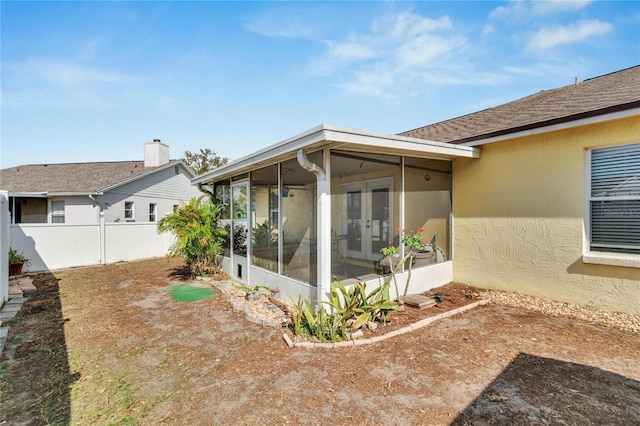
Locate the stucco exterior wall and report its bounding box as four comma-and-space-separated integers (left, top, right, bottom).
452, 115, 640, 314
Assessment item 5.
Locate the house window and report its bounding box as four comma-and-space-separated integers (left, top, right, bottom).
589, 142, 640, 255
51, 200, 65, 223
125, 201, 134, 220
149, 203, 157, 222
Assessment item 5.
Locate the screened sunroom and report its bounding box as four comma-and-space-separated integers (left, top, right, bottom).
192, 125, 479, 303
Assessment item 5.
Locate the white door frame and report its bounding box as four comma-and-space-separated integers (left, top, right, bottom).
231, 180, 249, 282
340, 177, 393, 261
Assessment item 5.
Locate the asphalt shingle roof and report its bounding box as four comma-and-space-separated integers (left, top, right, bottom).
0, 160, 182, 193
400, 65, 640, 144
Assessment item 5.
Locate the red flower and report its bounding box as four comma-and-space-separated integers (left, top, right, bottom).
418, 227, 424, 233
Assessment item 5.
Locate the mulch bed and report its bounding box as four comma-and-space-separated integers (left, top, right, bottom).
359, 282, 481, 337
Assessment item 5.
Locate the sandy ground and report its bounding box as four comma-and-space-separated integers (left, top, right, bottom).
1, 257, 638, 425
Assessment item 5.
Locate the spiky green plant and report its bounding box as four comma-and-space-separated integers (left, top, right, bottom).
157, 197, 226, 275
291, 277, 400, 342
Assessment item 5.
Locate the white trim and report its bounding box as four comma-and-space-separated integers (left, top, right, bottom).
462, 108, 640, 147
192, 124, 480, 185
583, 252, 640, 268
584, 142, 640, 259
583, 149, 592, 256
339, 177, 394, 261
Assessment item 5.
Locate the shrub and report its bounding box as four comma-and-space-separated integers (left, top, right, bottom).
157, 197, 226, 276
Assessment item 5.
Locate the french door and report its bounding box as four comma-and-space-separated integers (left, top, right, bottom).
341, 178, 393, 261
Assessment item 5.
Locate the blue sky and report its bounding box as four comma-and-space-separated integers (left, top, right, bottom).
2, 1, 639, 169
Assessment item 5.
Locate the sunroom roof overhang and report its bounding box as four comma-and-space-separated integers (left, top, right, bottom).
192, 124, 480, 185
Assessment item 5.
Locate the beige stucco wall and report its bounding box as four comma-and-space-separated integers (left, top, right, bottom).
452, 115, 640, 314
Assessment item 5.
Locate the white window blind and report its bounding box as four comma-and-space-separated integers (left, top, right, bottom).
589, 142, 640, 254
51, 200, 65, 224
125, 201, 134, 220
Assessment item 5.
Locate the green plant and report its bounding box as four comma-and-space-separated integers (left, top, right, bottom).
379, 227, 424, 300
324, 277, 399, 331
232, 282, 271, 302
290, 277, 399, 342
157, 197, 227, 276
8, 247, 30, 266
252, 219, 277, 248
231, 282, 270, 293
292, 296, 304, 336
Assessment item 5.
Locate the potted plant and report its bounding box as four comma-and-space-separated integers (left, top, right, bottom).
8, 247, 31, 276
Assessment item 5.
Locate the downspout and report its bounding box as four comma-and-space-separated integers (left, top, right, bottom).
197, 183, 216, 201
297, 149, 330, 305
297, 150, 326, 180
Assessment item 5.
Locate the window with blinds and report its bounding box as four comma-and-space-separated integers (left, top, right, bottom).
589, 142, 640, 255
51, 200, 65, 224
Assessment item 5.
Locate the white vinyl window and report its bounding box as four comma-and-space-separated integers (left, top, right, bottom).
51, 200, 65, 223
149, 203, 157, 222
125, 201, 134, 220
588, 142, 640, 255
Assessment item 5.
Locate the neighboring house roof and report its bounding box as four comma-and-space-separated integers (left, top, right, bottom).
0, 160, 190, 195
400, 65, 640, 145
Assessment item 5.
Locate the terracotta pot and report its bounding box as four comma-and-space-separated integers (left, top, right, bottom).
9, 263, 23, 276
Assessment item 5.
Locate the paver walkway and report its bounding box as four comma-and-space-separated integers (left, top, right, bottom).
0, 275, 36, 355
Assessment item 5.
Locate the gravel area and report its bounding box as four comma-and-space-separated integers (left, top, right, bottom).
480, 290, 640, 334
216, 284, 289, 327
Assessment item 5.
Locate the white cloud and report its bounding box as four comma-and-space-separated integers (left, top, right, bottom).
3, 59, 140, 108
387, 13, 452, 38
310, 11, 469, 98
490, 0, 592, 21
246, 19, 316, 39
326, 39, 376, 61
489, 0, 532, 21
482, 25, 495, 37
531, 0, 592, 16
28, 60, 133, 86
527, 19, 614, 50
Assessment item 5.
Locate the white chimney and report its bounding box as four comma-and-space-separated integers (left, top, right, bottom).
144, 139, 170, 167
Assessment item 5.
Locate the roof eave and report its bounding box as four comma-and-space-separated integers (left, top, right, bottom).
459, 103, 640, 147
192, 124, 480, 185
98, 160, 188, 193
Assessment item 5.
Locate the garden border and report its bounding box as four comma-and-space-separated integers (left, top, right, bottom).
282, 299, 490, 348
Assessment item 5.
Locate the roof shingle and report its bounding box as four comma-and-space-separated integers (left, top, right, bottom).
400, 65, 640, 144
0, 160, 182, 193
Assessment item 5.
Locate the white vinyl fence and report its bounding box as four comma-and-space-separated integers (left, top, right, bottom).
1, 191, 10, 304
9, 219, 175, 273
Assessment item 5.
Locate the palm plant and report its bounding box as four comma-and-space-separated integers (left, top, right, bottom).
157, 197, 226, 276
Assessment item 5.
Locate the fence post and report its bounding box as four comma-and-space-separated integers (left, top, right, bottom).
100, 211, 106, 265
1, 191, 10, 305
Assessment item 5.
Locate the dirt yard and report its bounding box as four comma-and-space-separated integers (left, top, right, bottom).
1, 257, 639, 425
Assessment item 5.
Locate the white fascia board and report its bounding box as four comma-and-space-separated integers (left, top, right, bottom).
192, 125, 331, 185
461, 108, 640, 147
98, 160, 187, 193
8, 192, 48, 197
322, 126, 480, 159
47, 192, 96, 197
192, 124, 480, 185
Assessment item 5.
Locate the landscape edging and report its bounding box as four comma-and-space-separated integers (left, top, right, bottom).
283, 298, 490, 349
